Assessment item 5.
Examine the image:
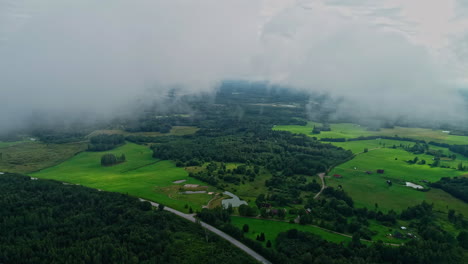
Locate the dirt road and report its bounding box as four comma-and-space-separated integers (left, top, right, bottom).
314, 173, 326, 199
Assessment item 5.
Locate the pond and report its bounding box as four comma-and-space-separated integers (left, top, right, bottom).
222, 191, 247, 208
181, 191, 206, 194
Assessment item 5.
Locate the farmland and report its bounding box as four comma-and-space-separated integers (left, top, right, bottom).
87, 126, 199, 138
274, 122, 468, 145
274, 123, 468, 216
0, 141, 87, 173
30, 142, 218, 211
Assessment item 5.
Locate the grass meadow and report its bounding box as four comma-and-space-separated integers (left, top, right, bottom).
327, 147, 468, 215
0, 142, 87, 173
274, 122, 468, 145
274, 122, 468, 216
230, 216, 352, 247
31, 142, 217, 211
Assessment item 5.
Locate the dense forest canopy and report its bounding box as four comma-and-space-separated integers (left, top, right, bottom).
0, 173, 256, 264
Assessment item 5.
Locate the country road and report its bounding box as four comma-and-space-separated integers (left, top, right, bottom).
314, 172, 326, 199
142, 200, 272, 264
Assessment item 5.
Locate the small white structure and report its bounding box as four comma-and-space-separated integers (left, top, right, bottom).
406, 182, 424, 189
30, 177, 38, 180
442, 131, 450, 133
401, 226, 407, 230
0, 172, 4, 175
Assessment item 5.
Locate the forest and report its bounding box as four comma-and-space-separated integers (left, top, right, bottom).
0, 173, 256, 264
88, 134, 125, 151
196, 201, 468, 264
431, 177, 468, 203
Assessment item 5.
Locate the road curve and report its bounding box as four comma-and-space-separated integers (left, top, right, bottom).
314, 173, 326, 199
142, 200, 272, 264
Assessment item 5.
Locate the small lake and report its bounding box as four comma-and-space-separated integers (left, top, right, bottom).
406, 182, 424, 189
222, 191, 247, 208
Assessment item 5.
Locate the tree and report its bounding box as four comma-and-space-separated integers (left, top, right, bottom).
457, 231, 468, 249
227, 204, 233, 214
242, 224, 249, 233
277, 208, 286, 219
364, 148, 368, 153
266, 240, 272, 248
260, 208, 269, 218
458, 162, 464, 171
259, 232, 265, 242
101, 153, 117, 166
158, 203, 165, 211
189, 207, 193, 214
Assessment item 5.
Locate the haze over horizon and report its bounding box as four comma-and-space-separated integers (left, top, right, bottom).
2, 0, 468, 131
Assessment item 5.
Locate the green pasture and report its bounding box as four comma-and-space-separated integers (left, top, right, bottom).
30, 142, 216, 211
327, 147, 468, 215
231, 216, 352, 246
0, 141, 26, 148
273, 122, 468, 145
231, 216, 407, 246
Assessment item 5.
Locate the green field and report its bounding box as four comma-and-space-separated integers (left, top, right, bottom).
274, 122, 468, 215
231, 216, 352, 246
0, 141, 26, 148
274, 122, 468, 145
31, 142, 217, 211
0, 142, 87, 173
327, 147, 468, 214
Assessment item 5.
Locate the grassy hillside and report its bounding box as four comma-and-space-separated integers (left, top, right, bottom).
31, 142, 217, 211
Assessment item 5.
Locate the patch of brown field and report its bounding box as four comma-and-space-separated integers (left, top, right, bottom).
208, 195, 226, 209
87, 126, 199, 138
0, 142, 87, 173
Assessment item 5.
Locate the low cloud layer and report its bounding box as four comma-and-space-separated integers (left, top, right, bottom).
1, 0, 468, 132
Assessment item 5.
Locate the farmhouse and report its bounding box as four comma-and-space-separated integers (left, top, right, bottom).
333, 174, 343, 178
377, 169, 385, 174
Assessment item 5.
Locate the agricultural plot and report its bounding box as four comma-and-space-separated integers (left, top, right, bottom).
0, 142, 87, 173
87, 126, 199, 138
0, 141, 26, 148
327, 147, 468, 215
231, 216, 407, 247
231, 216, 352, 247
274, 122, 468, 218
274, 122, 468, 144
31, 142, 217, 211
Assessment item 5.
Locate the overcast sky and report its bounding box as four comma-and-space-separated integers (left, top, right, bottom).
1, 0, 468, 129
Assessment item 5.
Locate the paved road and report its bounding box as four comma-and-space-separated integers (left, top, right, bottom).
142, 199, 272, 264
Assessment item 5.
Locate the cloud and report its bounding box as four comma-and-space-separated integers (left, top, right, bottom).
1, 0, 468, 132
252, 1, 467, 123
